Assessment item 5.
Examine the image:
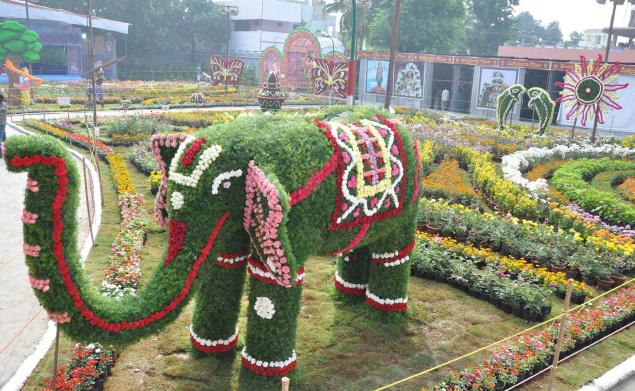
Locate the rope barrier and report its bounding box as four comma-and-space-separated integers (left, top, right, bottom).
373, 278, 635, 391
0, 309, 44, 355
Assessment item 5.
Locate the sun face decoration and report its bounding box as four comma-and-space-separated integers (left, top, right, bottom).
555, 55, 629, 126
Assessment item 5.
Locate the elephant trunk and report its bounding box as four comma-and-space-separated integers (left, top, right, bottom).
5, 135, 226, 344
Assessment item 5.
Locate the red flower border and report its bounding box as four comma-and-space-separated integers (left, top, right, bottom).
190, 333, 238, 353
333, 276, 365, 297
241, 356, 297, 377
11, 153, 229, 333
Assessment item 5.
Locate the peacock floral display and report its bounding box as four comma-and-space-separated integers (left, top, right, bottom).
555, 54, 629, 126
527, 87, 556, 135
496, 84, 526, 131
4, 110, 420, 380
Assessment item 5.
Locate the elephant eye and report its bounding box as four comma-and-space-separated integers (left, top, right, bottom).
212, 169, 243, 195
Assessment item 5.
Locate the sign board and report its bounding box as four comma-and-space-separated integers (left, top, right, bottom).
57, 97, 71, 105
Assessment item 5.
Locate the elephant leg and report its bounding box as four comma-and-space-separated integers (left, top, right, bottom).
242, 260, 303, 377
366, 230, 416, 313
334, 247, 370, 298
190, 250, 249, 354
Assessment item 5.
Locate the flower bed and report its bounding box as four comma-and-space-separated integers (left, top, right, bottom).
24, 120, 113, 156
502, 144, 634, 199
417, 200, 633, 281
416, 231, 591, 303
44, 343, 118, 391
411, 238, 553, 321
433, 286, 635, 390
100, 193, 149, 298
422, 159, 481, 206
456, 146, 542, 220
552, 158, 635, 226
619, 177, 635, 203
128, 141, 159, 176
104, 154, 135, 195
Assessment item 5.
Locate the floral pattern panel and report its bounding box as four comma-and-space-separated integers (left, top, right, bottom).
327, 119, 407, 230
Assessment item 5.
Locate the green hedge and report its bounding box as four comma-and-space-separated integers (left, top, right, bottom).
552, 158, 635, 226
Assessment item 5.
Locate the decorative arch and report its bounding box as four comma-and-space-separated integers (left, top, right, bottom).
259, 47, 282, 84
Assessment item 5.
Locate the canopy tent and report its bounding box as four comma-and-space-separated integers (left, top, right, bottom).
0, 0, 129, 34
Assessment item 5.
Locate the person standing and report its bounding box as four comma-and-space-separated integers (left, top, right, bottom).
0, 93, 7, 159
441, 88, 450, 112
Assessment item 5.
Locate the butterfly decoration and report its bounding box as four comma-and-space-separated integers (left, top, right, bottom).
209, 55, 245, 86
311, 59, 349, 98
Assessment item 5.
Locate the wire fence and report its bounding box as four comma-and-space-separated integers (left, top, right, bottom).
372, 278, 635, 391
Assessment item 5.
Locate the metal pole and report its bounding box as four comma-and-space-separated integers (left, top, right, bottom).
570, 117, 578, 144
82, 157, 95, 246
384, 0, 401, 110
548, 279, 574, 391
87, 0, 97, 129
348, 0, 357, 106
52, 327, 60, 391
592, 1, 618, 143
225, 9, 230, 101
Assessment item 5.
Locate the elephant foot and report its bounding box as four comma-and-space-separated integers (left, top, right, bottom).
365, 290, 409, 312
241, 348, 297, 377
189, 325, 239, 354
334, 271, 367, 297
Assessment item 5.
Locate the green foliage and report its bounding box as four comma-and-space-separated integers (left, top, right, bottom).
411, 240, 552, 320
513, 12, 563, 47
527, 87, 555, 135
496, 84, 526, 131
6, 107, 419, 380
0, 21, 42, 62
103, 116, 178, 137
466, 0, 519, 55
552, 158, 635, 226
368, 0, 467, 53
38, 0, 227, 64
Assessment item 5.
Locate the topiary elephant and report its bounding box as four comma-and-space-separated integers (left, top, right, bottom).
4, 111, 421, 379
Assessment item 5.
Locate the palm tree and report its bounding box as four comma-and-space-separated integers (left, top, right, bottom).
323, 0, 372, 51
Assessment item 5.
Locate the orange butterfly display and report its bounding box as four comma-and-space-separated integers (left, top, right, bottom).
209, 55, 245, 86
311, 59, 349, 98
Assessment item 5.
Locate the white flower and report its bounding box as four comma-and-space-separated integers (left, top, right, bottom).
254, 296, 275, 319
171, 191, 185, 210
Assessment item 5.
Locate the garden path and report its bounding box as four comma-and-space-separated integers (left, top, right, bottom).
0, 125, 93, 388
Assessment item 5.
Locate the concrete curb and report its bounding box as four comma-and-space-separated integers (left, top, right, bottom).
1, 121, 103, 391
578, 355, 635, 391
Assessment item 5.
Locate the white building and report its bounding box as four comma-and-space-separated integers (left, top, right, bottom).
579, 29, 610, 49
214, 0, 340, 60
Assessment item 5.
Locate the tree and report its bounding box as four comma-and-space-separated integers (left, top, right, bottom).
565, 31, 583, 47
466, 0, 519, 55
0, 21, 43, 105
175, 0, 227, 62
513, 12, 542, 46
368, 0, 466, 53
542, 21, 563, 46
323, 0, 374, 51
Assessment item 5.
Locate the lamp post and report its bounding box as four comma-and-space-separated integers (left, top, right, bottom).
591, 0, 635, 142
221, 5, 239, 100
348, 0, 357, 106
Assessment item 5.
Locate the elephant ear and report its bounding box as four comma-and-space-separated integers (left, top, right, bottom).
150, 133, 189, 228
243, 161, 298, 288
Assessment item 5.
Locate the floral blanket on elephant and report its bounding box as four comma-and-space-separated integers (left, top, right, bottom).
326, 119, 407, 230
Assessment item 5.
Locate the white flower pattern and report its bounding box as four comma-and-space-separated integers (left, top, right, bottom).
254, 296, 275, 320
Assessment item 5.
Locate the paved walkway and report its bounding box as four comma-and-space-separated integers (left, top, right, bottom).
0, 125, 92, 388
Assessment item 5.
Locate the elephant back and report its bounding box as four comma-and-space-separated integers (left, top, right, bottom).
321, 117, 411, 231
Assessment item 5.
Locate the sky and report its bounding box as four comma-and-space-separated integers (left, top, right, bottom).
515, 0, 634, 38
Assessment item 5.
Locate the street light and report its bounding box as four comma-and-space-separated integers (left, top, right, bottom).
221, 5, 239, 99
590, 0, 635, 142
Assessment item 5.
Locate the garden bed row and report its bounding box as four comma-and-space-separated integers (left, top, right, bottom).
433, 285, 635, 390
